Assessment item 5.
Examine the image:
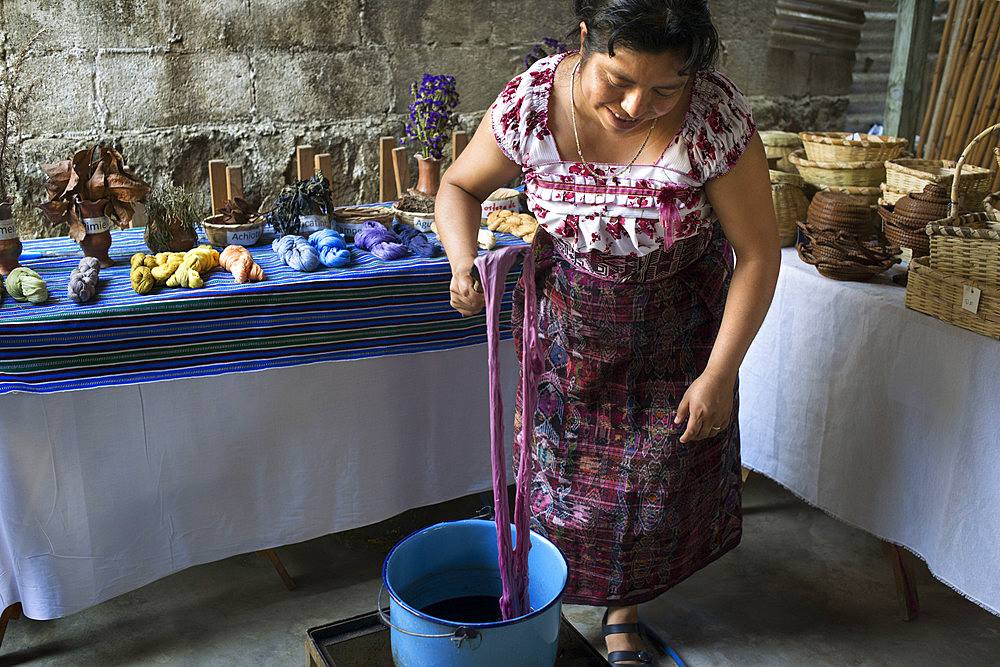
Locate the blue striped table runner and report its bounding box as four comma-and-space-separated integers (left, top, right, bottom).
0, 228, 521, 394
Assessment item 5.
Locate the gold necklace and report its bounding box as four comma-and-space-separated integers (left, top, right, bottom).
570, 61, 656, 179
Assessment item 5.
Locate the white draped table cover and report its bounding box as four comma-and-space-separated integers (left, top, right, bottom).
0, 344, 517, 620
739, 248, 1000, 616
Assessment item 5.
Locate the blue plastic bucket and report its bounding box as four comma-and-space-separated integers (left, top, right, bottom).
381, 518, 567, 667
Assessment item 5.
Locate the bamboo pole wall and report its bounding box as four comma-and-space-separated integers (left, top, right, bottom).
918, 0, 1000, 192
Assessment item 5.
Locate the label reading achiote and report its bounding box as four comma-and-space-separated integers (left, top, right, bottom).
227, 227, 262, 245
83, 216, 113, 234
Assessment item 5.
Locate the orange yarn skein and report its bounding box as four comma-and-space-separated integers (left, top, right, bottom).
219, 245, 265, 283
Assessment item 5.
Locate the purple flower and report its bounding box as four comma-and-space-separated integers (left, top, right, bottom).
403, 73, 460, 159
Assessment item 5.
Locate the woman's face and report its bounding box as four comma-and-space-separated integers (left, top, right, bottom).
577, 33, 691, 136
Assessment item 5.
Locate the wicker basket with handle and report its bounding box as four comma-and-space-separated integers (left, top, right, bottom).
905, 256, 1000, 340
904, 125, 1000, 338
884, 158, 993, 211
926, 218, 1000, 289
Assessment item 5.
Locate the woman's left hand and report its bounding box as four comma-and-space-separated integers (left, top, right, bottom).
674, 370, 736, 443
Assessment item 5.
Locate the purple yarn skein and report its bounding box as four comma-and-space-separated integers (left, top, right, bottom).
354, 221, 408, 260
392, 221, 440, 258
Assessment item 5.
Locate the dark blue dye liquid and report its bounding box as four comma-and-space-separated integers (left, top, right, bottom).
420, 595, 503, 623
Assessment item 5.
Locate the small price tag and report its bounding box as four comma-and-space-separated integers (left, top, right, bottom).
962, 285, 981, 314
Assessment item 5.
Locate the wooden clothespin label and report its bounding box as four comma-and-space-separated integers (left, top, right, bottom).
961, 285, 981, 314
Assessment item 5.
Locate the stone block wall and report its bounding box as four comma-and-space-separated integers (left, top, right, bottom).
2, 0, 857, 237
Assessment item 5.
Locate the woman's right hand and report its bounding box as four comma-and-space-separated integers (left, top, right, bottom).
450, 264, 485, 316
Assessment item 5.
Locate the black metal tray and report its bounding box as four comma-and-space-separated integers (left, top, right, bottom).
306, 609, 609, 666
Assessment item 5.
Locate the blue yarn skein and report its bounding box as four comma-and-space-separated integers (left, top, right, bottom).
354, 221, 408, 260
272, 235, 320, 272
392, 222, 440, 258
308, 229, 352, 268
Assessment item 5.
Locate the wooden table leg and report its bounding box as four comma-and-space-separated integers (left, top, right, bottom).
884, 542, 920, 620
1, 602, 23, 649
258, 548, 296, 591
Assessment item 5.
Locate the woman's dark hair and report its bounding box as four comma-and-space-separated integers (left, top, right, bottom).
574, 0, 719, 75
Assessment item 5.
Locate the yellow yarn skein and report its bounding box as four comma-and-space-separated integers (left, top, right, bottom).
151, 258, 183, 284
166, 265, 203, 288
131, 265, 155, 294
131, 253, 156, 269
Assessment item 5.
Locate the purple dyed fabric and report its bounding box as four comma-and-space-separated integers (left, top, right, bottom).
476, 245, 541, 620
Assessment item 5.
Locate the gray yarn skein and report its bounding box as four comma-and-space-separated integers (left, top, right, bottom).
68, 256, 101, 304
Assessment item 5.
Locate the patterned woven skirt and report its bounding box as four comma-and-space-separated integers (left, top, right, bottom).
512, 226, 742, 606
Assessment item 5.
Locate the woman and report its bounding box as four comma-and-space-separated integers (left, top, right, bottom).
436, 1, 779, 663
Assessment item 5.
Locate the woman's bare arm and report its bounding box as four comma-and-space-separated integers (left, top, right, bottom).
435, 109, 523, 316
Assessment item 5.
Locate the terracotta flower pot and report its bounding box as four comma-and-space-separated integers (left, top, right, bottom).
144, 217, 197, 253
0, 199, 21, 277
415, 155, 442, 197
79, 198, 115, 268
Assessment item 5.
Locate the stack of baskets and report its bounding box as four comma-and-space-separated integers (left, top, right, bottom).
770, 170, 808, 247
876, 182, 950, 260
761, 131, 802, 173
790, 132, 907, 198
796, 190, 899, 281
904, 125, 1000, 339
881, 158, 994, 210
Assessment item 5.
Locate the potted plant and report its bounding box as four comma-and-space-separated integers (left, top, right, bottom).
0, 29, 43, 275
401, 73, 460, 197
143, 182, 201, 253
264, 173, 332, 237
38, 145, 150, 267
203, 197, 265, 247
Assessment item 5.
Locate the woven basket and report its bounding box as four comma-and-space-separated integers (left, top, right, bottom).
926, 215, 1000, 289
882, 220, 930, 257
799, 132, 907, 163
788, 149, 885, 187
772, 183, 807, 247
905, 256, 1000, 340
769, 169, 806, 188
818, 184, 881, 207
884, 158, 993, 210
879, 183, 910, 205
985, 192, 999, 218
331, 205, 395, 226
761, 131, 801, 172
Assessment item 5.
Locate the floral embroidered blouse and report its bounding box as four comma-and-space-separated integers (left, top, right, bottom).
491, 51, 756, 257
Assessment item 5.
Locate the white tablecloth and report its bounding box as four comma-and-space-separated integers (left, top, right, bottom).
0, 343, 517, 620
739, 248, 1000, 616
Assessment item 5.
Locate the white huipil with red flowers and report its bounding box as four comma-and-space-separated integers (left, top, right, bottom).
491, 51, 755, 258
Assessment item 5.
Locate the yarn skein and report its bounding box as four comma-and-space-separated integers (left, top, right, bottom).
354, 221, 407, 260
392, 221, 441, 258
308, 229, 352, 268
272, 235, 320, 272
219, 245, 266, 283
5, 267, 49, 304
68, 256, 101, 304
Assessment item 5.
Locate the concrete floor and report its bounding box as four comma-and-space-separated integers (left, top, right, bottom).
2, 475, 999, 666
